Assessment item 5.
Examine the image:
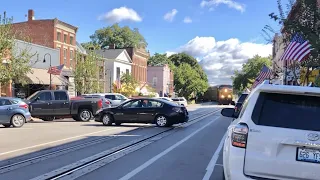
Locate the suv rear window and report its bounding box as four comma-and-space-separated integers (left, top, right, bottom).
252, 92, 320, 131
237, 94, 248, 103
105, 95, 115, 100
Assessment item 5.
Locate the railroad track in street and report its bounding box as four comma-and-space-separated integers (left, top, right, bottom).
30, 108, 221, 180
0, 108, 220, 175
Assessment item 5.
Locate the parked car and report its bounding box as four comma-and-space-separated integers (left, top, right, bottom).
234, 93, 249, 117
95, 98, 189, 127
0, 97, 31, 128
171, 97, 188, 106
24, 90, 103, 122
157, 97, 180, 105
81, 94, 112, 108
85, 93, 128, 107
221, 83, 320, 180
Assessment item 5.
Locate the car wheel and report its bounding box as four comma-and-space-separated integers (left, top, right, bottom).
3, 124, 11, 128
102, 114, 113, 126
115, 122, 121, 126
78, 109, 92, 122
155, 115, 169, 127
11, 114, 25, 128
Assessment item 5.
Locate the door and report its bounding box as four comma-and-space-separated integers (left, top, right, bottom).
138, 100, 161, 123
29, 92, 53, 116
0, 99, 12, 124
244, 92, 320, 180
114, 99, 141, 122
52, 91, 70, 115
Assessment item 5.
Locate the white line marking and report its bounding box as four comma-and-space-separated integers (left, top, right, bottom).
119, 116, 221, 180
202, 132, 227, 180
0, 127, 123, 156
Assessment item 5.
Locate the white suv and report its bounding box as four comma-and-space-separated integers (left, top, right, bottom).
221, 82, 320, 180
171, 97, 188, 107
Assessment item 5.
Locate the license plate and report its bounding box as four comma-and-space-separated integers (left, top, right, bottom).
297, 147, 320, 163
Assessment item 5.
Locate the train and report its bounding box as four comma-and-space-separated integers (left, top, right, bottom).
202, 85, 233, 105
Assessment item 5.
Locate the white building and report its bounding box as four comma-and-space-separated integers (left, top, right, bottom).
95, 49, 132, 92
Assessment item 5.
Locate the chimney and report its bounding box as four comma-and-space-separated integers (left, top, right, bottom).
109, 44, 115, 49
28, 9, 34, 21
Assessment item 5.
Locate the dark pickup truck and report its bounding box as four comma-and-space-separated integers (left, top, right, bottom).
24, 90, 103, 121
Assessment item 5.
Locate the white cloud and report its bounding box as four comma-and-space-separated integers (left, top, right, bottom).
98, 7, 142, 23
167, 36, 272, 85
200, 0, 246, 13
164, 9, 178, 22
183, 17, 192, 23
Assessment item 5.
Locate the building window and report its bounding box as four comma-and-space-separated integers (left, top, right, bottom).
70, 36, 74, 45
70, 50, 73, 60
57, 32, 61, 41
116, 67, 120, 80
126, 69, 129, 74
152, 77, 157, 87
63, 49, 67, 65
64, 34, 67, 43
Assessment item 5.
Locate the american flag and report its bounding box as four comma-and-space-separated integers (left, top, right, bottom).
47, 64, 64, 75
280, 33, 312, 64
251, 65, 272, 89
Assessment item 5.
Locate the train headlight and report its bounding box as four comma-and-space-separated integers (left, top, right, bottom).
221, 95, 225, 98
227, 94, 231, 98
224, 89, 228, 92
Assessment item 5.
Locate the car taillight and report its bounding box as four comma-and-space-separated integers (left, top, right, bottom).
231, 123, 248, 148
19, 103, 28, 109
172, 107, 182, 113
234, 106, 238, 112
98, 99, 103, 109
105, 100, 111, 105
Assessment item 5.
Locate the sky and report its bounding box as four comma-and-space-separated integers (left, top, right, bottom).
1, 0, 284, 85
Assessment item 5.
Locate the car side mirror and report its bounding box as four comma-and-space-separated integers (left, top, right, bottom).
231, 101, 235, 106
221, 108, 236, 118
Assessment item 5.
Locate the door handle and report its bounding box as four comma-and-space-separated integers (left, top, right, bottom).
7, 107, 12, 110
48, 102, 53, 105
64, 102, 69, 104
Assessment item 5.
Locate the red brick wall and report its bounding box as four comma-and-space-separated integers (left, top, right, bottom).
54, 27, 76, 68
126, 47, 149, 83
11, 20, 55, 48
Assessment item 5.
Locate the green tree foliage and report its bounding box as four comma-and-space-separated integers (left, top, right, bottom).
232, 55, 272, 93
89, 23, 147, 49
74, 52, 101, 94
167, 53, 209, 99
81, 42, 100, 50
0, 12, 33, 85
148, 53, 168, 66
263, 0, 320, 66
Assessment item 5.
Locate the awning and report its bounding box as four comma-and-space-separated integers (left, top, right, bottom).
26, 68, 69, 85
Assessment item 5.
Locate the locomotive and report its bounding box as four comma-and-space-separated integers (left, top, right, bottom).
203, 85, 233, 105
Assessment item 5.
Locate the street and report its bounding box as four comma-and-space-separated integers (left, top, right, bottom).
0, 104, 231, 180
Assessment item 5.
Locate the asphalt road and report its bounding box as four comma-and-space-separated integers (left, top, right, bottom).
0, 103, 231, 180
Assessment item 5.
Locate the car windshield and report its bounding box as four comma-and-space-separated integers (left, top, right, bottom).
26, 91, 39, 101
252, 92, 320, 131
238, 94, 248, 103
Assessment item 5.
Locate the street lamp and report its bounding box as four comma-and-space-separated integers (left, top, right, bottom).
43, 53, 52, 90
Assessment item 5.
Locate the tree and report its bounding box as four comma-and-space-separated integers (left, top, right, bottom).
263, 0, 320, 66
81, 42, 100, 50
89, 23, 147, 49
148, 53, 169, 66
232, 55, 272, 93
74, 52, 101, 94
0, 12, 34, 86
113, 73, 139, 97
173, 63, 208, 99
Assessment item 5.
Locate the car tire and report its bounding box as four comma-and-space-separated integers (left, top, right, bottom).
11, 114, 25, 128
115, 122, 121, 126
155, 115, 169, 127
3, 124, 11, 128
102, 113, 113, 126
72, 116, 81, 121
78, 109, 92, 122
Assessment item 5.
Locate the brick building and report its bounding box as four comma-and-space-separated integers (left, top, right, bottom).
125, 47, 149, 84
12, 9, 78, 69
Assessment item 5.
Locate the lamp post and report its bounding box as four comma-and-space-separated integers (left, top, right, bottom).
43, 53, 52, 90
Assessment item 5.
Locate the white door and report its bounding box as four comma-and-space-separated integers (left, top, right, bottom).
244, 92, 320, 180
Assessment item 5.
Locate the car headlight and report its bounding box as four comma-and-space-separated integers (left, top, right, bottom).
227, 95, 231, 98
224, 89, 228, 92
221, 95, 225, 98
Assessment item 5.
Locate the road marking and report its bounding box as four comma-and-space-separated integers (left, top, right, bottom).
118, 116, 221, 180
0, 127, 123, 156
202, 132, 227, 180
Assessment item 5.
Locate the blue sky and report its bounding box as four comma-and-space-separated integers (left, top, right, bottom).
1, 0, 283, 85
